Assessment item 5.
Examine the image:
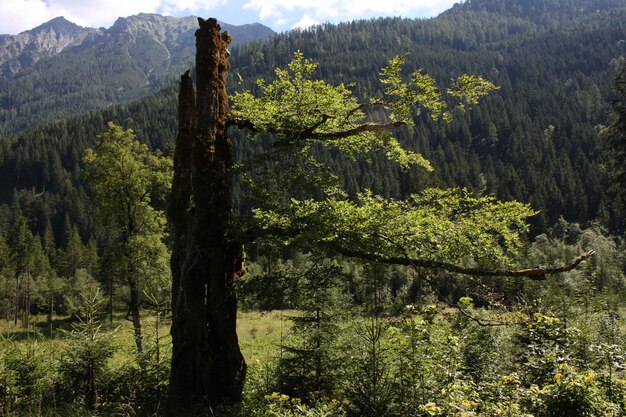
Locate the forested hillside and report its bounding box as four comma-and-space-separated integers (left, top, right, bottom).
446, 0, 626, 24
1, 0, 624, 247
230, 2, 626, 232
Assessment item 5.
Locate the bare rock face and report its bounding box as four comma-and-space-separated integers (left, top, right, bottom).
0, 17, 99, 77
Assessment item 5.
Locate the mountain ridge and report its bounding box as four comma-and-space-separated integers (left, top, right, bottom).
0, 14, 274, 80
0, 14, 275, 136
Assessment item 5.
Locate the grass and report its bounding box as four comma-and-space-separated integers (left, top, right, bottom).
0, 309, 291, 367
0, 309, 293, 416
4, 304, 626, 416
238, 310, 292, 364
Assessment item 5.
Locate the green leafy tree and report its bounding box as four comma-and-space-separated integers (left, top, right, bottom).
83, 122, 172, 354
166, 18, 593, 414
64, 268, 102, 315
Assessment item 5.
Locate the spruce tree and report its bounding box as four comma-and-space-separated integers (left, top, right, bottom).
606, 62, 626, 204
277, 259, 348, 400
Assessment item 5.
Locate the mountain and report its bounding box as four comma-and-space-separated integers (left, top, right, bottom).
0, 17, 100, 78
0, 0, 625, 245
0, 14, 274, 136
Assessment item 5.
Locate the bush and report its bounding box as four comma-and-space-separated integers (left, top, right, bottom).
57, 289, 115, 410
0, 337, 57, 416
532, 364, 616, 417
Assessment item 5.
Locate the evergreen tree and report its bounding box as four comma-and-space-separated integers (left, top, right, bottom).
58, 226, 84, 278
7, 209, 34, 326
0, 234, 15, 319
57, 285, 113, 410
277, 258, 348, 400
28, 236, 56, 326
606, 62, 626, 205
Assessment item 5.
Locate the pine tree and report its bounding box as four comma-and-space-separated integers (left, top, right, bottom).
0, 233, 15, 319
606, 62, 626, 204
7, 209, 34, 326
59, 226, 83, 278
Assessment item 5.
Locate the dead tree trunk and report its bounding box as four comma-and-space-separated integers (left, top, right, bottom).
167, 18, 246, 415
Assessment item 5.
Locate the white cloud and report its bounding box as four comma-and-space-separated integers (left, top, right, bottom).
243, 0, 458, 30
157, 0, 228, 16
292, 14, 319, 29
0, 0, 54, 34
0, 0, 458, 35
0, 0, 226, 35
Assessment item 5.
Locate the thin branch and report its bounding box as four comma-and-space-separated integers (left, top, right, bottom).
298, 113, 333, 139
125, 309, 134, 322
309, 120, 407, 141
226, 113, 406, 142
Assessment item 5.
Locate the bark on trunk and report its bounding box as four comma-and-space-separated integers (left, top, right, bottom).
167, 17, 246, 416
14, 273, 19, 326
128, 276, 144, 354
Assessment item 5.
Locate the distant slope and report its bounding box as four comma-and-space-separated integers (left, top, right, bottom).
0, 14, 274, 136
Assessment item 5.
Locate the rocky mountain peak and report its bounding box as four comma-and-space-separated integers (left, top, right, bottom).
32, 16, 83, 34
0, 16, 99, 77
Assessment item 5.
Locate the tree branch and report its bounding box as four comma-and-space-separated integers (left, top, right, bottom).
328, 245, 596, 280
245, 221, 595, 280
226, 116, 258, 132
298, 113, 333, 139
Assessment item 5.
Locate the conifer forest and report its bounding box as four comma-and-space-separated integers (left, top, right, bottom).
1, 0, 626, 416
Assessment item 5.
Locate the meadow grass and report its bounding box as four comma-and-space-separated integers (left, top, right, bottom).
0, 309, 291, 367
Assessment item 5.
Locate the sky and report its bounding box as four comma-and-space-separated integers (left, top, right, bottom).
0, 0, 460, 35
